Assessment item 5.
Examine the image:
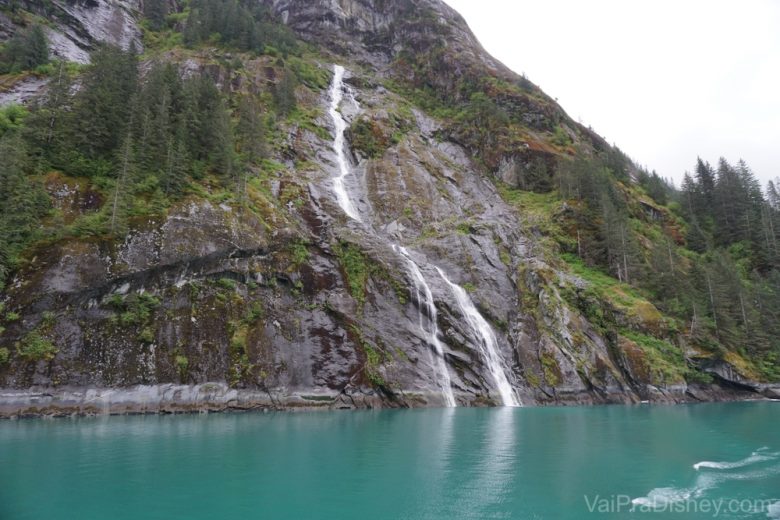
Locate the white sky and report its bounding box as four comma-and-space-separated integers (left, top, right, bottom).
443, 0, 780, 186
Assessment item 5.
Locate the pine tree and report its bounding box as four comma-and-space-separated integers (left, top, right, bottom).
235, 96, 267, 198
0, 135, 49, 287
71, 45, 138, 165
143, 0, 169, 31
110, 133, 137, 235
273, 68, 298, 117
694, 157, 715, 217
0, 25, 49, 73
23, 61, 73, 167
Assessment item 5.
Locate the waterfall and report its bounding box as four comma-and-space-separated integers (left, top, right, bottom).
436, 268, 520, 407
393, 245, 457, 408
327, 64, 361, 221
326, 64, 517, 407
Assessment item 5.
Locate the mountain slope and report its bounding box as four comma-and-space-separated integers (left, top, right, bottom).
0, 0, 777, 416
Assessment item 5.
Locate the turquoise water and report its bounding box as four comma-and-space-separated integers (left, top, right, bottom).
0, 402, 778, 519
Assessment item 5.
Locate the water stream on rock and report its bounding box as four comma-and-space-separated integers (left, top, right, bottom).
436, 268, 520, 407
327, 64, 518, 407
393, 245, 457, 407
327, 65, 361, 221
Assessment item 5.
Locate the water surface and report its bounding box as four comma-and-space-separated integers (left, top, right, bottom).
1, 402, 778, 519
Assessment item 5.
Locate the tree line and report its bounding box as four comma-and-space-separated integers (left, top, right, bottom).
551, 151, 780, 375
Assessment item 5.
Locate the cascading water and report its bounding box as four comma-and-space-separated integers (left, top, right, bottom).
327, 64, 517, 407
436, 268, 520, 407
393, 245, 457, 407
327, 65, 361, 221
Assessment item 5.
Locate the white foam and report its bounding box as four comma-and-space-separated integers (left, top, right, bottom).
694, 450, 779, 471
632, 487, 695, 509
634, 455, 780, 509
767, 501, 780, 519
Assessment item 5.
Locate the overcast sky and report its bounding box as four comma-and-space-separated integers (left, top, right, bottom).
443, 0, 780, 186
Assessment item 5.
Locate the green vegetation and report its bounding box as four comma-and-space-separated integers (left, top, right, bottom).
227, 319, 252, 386
290, 239, 310, 266
500, 150, 780, 381
0, 104, 28, 136
0, 347, 9, 365
350, 325, 386, 388
363, 343, 384, 387
217, 278, 238, 291
0, 24, 48, 74
334, 241, 370, 305
0, 3, 323, 291
540, 352, 561, 386
561, 253, 647, 310
182, 0, 297, 56
110, 293, 161, 327
0, 0, 777, 390
175, 354, 189, 379
16, 330, 57, 362
347, 117, 390, 159
621, 331, 687, 384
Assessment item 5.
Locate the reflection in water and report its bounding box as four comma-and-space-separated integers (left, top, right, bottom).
416, 408, 457, 519
453, 407, 517, 519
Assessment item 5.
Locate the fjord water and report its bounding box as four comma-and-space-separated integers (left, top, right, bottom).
1, 403, 778, 520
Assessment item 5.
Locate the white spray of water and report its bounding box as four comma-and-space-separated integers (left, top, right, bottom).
327, 64, 361, 221
394, 245, 456, 407
436, 267, 520, 407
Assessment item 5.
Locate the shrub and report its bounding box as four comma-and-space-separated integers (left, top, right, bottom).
16, 331, 57, 361
346, 117, 390, 159
175, 354, 189, 375
0, 104, 29, 137
217, 278, 238, 291
335, 242, 369, 304
290, 240, 310, 266
0, 347, 9, 364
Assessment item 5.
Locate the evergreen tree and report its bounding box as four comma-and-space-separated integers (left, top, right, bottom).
235, 96, 267, 198
110, 132, 138, 235
24, 61, 74, 166
182, 74, 234, 175
0, 135, 49, 288
694, 157, 715, 217
0, 25, 49, 73
273, 68, 298, 117
143, 0, 169, 31
71, 45, 138, 167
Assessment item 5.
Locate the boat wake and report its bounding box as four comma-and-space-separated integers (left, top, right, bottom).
632, 448, 780, 511
631, 486, 698, 508
694, 448, 780, 471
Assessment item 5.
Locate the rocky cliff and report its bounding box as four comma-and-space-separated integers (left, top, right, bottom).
0, 0, 775, 417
